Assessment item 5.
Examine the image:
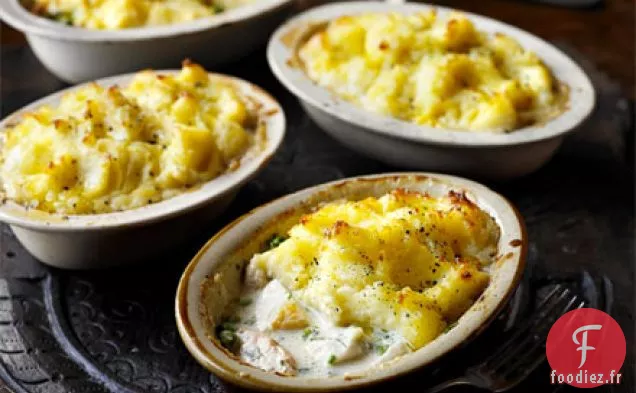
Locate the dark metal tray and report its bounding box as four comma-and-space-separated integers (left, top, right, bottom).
0, 43, 633, 393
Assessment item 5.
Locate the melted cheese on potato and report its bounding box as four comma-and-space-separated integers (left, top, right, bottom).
298, 11, 566, 132
247, 190, 499, 349
0, 62, 255, 214
31, 0, 255, 29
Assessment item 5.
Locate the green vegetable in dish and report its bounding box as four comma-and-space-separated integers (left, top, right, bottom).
443, 321, 458, 333
375, 344, 388, 355
52, 12, 74, 25
265, 234, 288, 250
218, 329, 237, 350
302, 327, 316, 340
212, 2, 225, 13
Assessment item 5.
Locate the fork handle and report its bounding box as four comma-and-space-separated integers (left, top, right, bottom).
426, 377, 474, 393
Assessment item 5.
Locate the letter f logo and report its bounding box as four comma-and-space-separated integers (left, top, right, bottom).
572, 324, 602, 368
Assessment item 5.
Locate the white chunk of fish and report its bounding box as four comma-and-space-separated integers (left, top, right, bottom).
306, 325, 366, 365
254, 279, 290, 331
375, 337, 412, 366
235, 328, 297, 376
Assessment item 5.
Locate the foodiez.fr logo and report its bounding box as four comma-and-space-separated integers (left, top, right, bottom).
547, 308, 626, 388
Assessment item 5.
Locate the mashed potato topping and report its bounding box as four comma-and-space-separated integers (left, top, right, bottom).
31, 0, 255, 29
298, 11, 567, 132
245, 189, 499, 351
0, 61, 257, 214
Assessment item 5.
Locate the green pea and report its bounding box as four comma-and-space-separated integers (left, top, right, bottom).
219, 330, 236, 349
266, 234, 288, 250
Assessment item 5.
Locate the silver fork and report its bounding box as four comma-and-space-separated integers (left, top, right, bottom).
428, 284, 585, 393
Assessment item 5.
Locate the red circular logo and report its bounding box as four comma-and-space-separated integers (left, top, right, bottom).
547, 308, 626, 388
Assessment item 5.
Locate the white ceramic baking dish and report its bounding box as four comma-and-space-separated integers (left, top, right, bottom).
0, 0, 294, 83
267, 1, 596, 180
176, 172, 527, 391
0, 71, 286, 269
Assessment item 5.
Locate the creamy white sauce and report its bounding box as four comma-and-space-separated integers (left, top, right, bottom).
219, 279, 413, 377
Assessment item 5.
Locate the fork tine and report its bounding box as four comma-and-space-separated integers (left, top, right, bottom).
497, 300, 587, 391
482, 285, 568, 367
499, 295, 583, 379
483, 286, 573, 372
486, 289, 573, 371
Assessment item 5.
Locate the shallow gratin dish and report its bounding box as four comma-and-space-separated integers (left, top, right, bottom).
267, 1, 596, 180
0, 71, 285, 269
0, 0, 294, 83
176, 173, 527, 391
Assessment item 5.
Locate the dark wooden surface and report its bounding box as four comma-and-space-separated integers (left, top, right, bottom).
0, 2, 634, 393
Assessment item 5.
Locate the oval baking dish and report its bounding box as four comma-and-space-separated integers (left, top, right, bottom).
267, 1, 596, 179
0, 71, 286, 269
0, 0, 293, 83
176, 173, 526, 391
